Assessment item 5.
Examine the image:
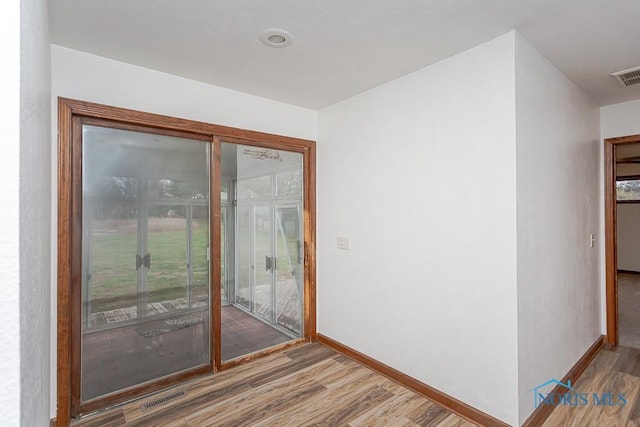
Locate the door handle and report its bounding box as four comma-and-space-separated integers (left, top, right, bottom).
265, 255, 276, 271
136, 254, 151, 270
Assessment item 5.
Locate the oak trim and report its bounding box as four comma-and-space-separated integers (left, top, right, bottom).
56, 98, 73, 426
317, 334, 510, 427
69, 117, 83, 416
522, 335, 605, 427
212, 137, 222, 373
220, 338, 306, 370
606, 137, 617, 346
605, 134, 640, 346
56, 98, 317, 426
607, 134, 640, 144
58, 98, 313, 148
80, 116, 212, 142
305, 143, 317, 341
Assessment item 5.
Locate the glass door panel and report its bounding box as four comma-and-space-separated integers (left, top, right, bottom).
83, 198, 138, 329
221, 141, 304, 361
80, 124, 210, 402
192, 205, 210, 307
235, 205, 251, 309
275, 205, 302, 334
221, 206, 227, 304
253, 204, 273, 321
145, 204, 188, 317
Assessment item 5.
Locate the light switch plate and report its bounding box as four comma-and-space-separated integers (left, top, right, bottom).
337, 236, 350, 250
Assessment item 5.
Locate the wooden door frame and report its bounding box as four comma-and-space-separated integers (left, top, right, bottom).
605, 134, 640, 346
56, 98, 317, 426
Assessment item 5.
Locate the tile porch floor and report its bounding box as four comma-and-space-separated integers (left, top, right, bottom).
82, 305, 291, 401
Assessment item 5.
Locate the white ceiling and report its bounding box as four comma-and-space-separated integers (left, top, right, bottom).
50, 0, 640, 109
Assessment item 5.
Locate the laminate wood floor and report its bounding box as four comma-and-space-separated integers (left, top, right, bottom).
73, 343, 475, 427
619, 272, 640, 350
544, 345, 640, 426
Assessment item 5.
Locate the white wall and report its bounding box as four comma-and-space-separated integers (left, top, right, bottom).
51, 45, 317, 141
46, 31, 627, 425
514, 34, 601, 424
0, 0, 22, 423
601, 99, 640, 139
50, 45, 317, 417
0, 1, 52, 425
617, 204, 640, 272
318, 33, 519, 425
20, 0, 52, 425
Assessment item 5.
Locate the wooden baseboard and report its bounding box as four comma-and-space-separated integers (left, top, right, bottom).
522, 335, 605, 427
317, 334, 509, 427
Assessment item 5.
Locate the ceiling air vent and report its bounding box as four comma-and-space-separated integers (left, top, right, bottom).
611, 66, 640, 88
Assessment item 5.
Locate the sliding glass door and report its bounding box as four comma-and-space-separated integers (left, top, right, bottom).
220, 142, 304, 361
58, 99, 315, 423
79, 128, 306, 401
80, 124, 210, 402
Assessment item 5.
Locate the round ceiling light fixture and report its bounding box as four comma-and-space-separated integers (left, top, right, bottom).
260, 28, 293, 48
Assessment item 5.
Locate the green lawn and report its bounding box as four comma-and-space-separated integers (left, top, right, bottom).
89, 219, 209, 312
88, 214, 299, 314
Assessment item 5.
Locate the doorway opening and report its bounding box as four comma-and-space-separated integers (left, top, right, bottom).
605, 134, 640, 347
56, 98, 316, 425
